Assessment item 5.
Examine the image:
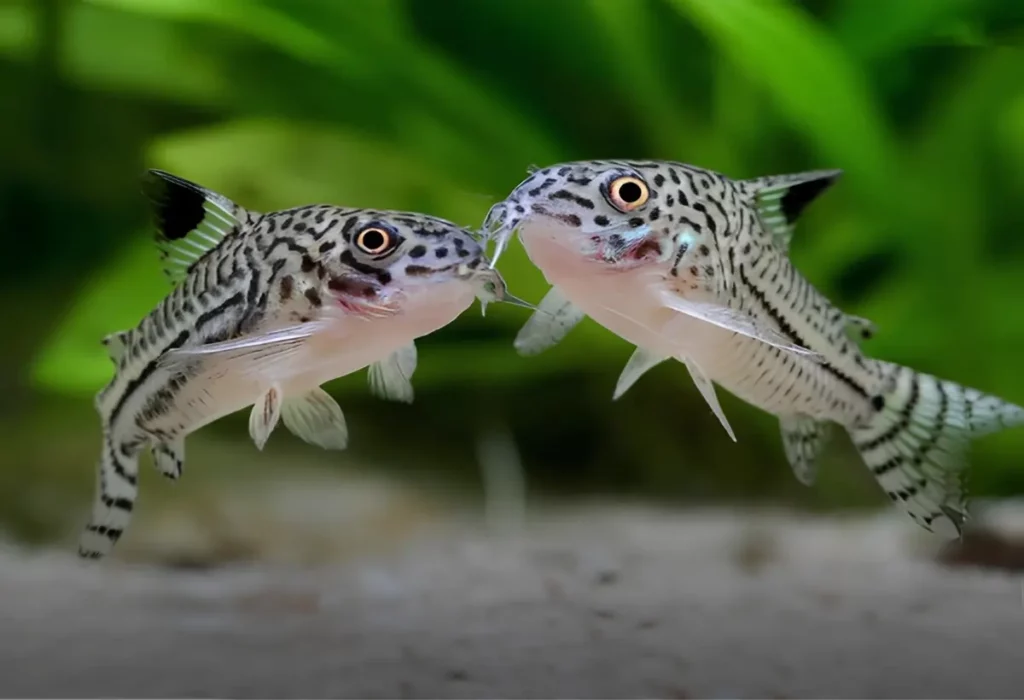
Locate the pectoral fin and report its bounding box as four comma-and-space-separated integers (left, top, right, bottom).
613, 347, 667, 400
249, 384, 283, 450
679, 355, 737, 442
658, 289, 821, 360
158, 316, 336, 382
163, 320, 330, 359
779, 414, 832, 486
281, 387, 349, 450
367, 342, 417, 403
513, 286, 586, 356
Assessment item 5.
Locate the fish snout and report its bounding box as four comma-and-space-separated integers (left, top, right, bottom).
469, 266, 534, 311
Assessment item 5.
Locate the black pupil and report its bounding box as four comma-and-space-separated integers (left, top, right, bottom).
361, 229, 387, 251
618, 181, 642, 203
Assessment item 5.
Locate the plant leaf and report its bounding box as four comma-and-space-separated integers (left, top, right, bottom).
666, 0, 902, 205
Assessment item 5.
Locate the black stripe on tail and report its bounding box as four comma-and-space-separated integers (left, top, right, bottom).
849, 361, 1024, 537
78, 435, 142, 559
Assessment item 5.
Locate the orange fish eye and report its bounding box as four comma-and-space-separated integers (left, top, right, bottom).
355, 226, 396, 256
605, 175, 650, 212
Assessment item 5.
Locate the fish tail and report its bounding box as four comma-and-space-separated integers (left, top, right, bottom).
77, 427, 142, 560
847, 360, 1024, 537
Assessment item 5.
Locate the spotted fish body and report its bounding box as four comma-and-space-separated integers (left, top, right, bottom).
484, 159, 1024, 536
80, 170, 521, 560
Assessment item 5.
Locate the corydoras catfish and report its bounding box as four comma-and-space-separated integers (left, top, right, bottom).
80, 169, 527, 559
483, 159, 1024, 537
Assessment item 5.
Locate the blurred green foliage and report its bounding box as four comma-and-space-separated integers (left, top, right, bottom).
3, 0, 1024, 542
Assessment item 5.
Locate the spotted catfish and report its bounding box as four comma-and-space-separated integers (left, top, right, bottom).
483, 159, 1024, 537
80, 169, 526, 560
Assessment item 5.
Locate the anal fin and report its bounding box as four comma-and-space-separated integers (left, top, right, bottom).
151, 438, 185, 480
779, 414, 832, 486
281, 387, 349, 450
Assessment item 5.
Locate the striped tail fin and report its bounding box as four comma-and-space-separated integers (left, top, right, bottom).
848, 362, 1024, 538
77, 433, 141, 559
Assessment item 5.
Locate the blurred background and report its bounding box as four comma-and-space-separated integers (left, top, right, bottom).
2, 0, 1023, 566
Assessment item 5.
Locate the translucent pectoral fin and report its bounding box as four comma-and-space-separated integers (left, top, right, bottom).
513, 286, 586, 356
658, 289, 821, 360
678, 355, 737, 442
281, 387, 349, 450
158, 317, 335, 381
164, 320, 331, 359
367, 342, 417, 404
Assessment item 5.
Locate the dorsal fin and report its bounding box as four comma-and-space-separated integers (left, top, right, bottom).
743, 169, 842, 251
140, 169, 248, 284
101, 330, 130, 365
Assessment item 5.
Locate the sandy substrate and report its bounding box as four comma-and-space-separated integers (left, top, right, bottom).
3, 504, 1024, 698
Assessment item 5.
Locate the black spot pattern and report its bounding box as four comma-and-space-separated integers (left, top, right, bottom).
141, 170, 208, 241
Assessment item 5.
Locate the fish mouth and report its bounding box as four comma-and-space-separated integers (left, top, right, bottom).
586, 225, 662, 267
326, 274, 402, 318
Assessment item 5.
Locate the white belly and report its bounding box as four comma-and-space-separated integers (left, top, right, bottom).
149, 281, 476, 438
518, 223, 863, 423
519, 222, 726, 359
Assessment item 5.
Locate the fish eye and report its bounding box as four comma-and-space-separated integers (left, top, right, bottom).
355, 225, 397, 257
605, 175, 650, 212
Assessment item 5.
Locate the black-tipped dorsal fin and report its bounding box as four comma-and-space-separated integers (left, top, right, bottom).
141, 169, 247, 284
743, 169, 842, 251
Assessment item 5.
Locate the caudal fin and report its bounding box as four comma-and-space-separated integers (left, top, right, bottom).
77, 435, 141, 559
848, 362, 1024, 538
